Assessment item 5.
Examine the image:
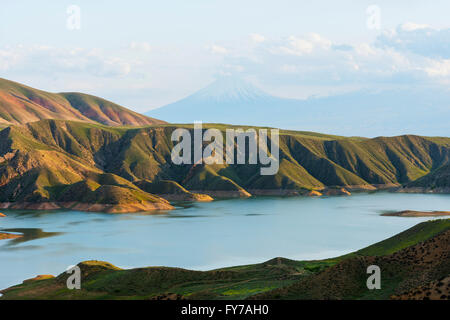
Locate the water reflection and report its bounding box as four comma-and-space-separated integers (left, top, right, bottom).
0, 228, 63, 246
6, 210, 70, 219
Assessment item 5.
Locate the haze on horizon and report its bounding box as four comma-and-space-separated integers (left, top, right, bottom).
1, 1, 449, 136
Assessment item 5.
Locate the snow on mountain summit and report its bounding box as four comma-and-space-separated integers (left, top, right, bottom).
145, 77, 450, 137
188, 77, 272, 103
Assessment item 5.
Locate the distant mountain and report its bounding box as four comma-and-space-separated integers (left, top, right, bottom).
146, 77, 450, 137
0, 78, 165, 127
147, 76, 295, 125
182, 76, 273, 103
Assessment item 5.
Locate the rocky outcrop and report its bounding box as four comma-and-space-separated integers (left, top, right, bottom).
150, 293, 185, 300
192, 189, 251, 198
391, 276, 450, 300
323, 187, 351, 196
135, 180, 213, 202
0, 200, 173, 213
248, 189, 302, 196
395, 187, 450, 194
0, 232, 22, 240
307, 190, 323, 196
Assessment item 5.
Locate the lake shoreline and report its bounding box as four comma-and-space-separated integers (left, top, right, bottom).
0, 193, 449, 294
0, 200, 174, 213
0, 185, 448, 213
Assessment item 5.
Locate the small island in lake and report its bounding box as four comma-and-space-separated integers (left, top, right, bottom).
382, 210, 450, 217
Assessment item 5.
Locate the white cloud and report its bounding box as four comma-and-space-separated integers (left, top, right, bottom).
280, 36, 314, 55
423, 59, 450, 77
130, 42, 152, 52
210, 25, 450, 93
0, 49, 19, 71
273, 33, 332, 56
376, 24, 450, 59
208, 44, 228, 55
1, 23, 449, 108
249, 33, 265, 43
0, 45, 133, 77
400, 22, 430, 31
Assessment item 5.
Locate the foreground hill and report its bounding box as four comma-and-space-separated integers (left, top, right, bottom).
0, 78, 165, 127
2, 219, 448, 300
253, 219, 450, 300
0, 119, 449, 211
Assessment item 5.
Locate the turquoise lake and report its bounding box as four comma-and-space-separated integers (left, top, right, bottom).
1, 192, 449, 290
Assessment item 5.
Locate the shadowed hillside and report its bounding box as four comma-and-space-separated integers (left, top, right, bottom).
0, 78, 165, 127
0, 119, 449, 211
400, 163, 450, 193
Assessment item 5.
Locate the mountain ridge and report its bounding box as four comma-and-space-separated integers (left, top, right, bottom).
0, 78, 165, 127
0, 119, 448, 212
146, 77, 450, 137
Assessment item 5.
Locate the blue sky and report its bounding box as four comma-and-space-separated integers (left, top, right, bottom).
1, 1, 450, 112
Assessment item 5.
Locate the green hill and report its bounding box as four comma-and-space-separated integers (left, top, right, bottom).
252, 219, 450, 300
402, 163, 450, 192
0, 119, 448, 211
0, 78, 165, 127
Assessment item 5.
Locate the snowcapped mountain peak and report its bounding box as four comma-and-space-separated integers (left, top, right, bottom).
191, 76, 271, 103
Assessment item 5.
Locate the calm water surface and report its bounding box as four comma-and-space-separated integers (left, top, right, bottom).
1, 192, 449, 290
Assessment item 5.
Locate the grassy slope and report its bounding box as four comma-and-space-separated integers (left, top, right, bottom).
2, 219, 449, 300
0, 121, 168, 206
252, 219, 450, 300
406, 163, 450, 189
0, 119, 449, 205
0, 78, 164, 126
353, 218, 450, 256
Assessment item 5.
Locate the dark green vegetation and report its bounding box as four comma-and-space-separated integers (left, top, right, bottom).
0, 78, 164, 127
404, 163, 450, 191
2, 219, 449, 300
346, 218, 450, 257
0, 118, 449, 211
